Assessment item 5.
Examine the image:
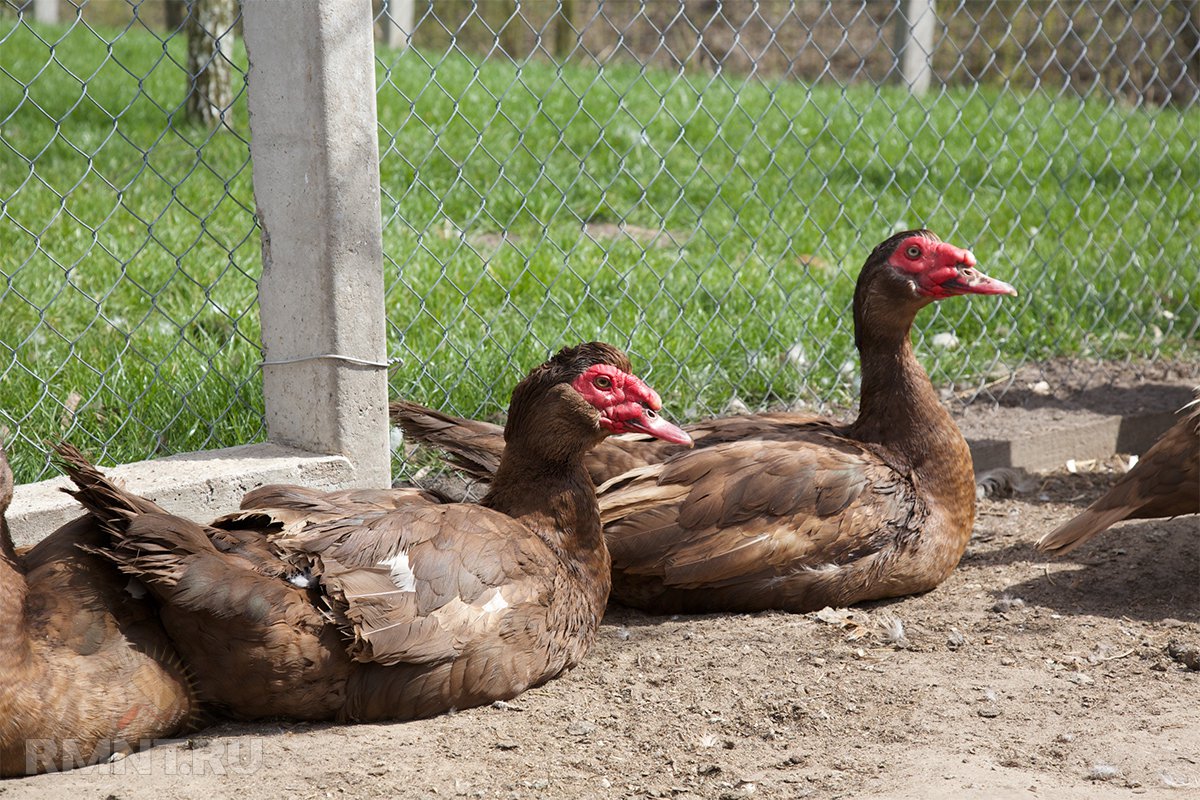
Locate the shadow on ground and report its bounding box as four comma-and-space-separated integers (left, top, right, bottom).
981, 517, 1198, 622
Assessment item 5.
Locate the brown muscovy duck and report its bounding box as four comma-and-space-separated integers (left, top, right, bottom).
392, 230, 1017, 613
0, 445, 195, 777
59, 343, 691, 722
1037, 393, 1198, 555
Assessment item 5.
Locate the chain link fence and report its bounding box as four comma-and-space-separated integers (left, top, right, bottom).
0, 0, 259, 481
0, 1, 1196, 483
376, 0, 1198, 426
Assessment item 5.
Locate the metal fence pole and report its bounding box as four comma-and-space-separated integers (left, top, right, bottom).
242, 0, 390, 488
902, 0, 936, 94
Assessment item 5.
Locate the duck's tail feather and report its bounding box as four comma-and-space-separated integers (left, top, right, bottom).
389, 399, 504, 482
55, 443, 296, 621
54, 442, 174, 524
1036, 505, 1133, 555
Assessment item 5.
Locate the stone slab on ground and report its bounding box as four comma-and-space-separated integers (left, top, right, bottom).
954, 376, 1195, 474
8, 442, 355, 548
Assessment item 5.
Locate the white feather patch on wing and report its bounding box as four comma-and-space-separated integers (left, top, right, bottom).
799, 563, 842, 574
480, 589, 509, 614
378, 550, 417, 592
287, 570, 312, 588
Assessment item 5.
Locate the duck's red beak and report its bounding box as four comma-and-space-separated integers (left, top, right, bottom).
920, 245, 1018, 299
943, 264, 1018, 297
616, 406, 693, 446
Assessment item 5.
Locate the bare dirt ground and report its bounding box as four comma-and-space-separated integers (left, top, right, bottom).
5, 361, 1198, 800
4, 468, 1196, 799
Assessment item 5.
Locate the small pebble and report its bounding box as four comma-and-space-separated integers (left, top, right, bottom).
1167, 640, 1200, 670
992, 595, 1026, 613
567, 720, 596, 736
1088, 763, 1120, 781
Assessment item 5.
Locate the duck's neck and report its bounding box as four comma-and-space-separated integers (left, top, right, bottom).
850, 318, 974, 501
483, 442, 611, 601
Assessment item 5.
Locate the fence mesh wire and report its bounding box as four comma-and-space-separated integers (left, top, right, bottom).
375, 0, 1198, 426
0, 0, 259, 481
0, 1, 1196, 482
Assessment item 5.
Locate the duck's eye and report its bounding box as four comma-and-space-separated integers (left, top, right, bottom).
593, 375, 612, 389
906, 245, 921, 259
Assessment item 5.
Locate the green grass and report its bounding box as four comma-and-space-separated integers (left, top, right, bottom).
378, 51, 1199, 421
1, 19, 1197, 482
0, 19, 261, 480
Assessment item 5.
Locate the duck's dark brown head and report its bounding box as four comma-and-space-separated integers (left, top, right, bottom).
503, 342, 691, 461
853, 229, 1016, 349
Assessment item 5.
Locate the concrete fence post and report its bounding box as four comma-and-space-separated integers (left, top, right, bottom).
242, 0, 391, 489
901, 0, 936, 95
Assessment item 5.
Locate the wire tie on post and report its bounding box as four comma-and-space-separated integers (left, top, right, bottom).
259, 354, 400, 369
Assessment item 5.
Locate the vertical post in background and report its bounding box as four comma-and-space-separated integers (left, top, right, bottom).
164, 0, 188, 33
32, 0, 59, 25
902, 0, 936, 95
242, 0, 390, 489
184, 0, 236, 126
554, 0, 577, 60
499, 0, 521, 59
381, 0, 414, 50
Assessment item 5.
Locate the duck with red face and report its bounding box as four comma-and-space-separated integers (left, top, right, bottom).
60, 342, 691, 723
392, 231, 1019, 615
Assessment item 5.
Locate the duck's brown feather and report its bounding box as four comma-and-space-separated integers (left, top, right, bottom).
0, 454, 195, 777
57, 343, 676, 724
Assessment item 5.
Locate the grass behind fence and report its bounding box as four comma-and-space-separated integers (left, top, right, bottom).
380, 49, 1198, 419
0, 19, 1197, 482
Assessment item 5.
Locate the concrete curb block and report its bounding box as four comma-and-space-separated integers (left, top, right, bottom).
9, 442, 356, 548
964, 409, 1181, 475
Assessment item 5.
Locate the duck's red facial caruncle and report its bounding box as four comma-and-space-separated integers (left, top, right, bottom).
889, 235, 1017, 299
571, 364, 693, 446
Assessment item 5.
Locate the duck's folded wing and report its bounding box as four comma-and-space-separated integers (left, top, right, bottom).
583, 412, 828, 482
280, 503, 553, 667
599, 436, 922, 589
213, 484, 436, 536
389, 399, 836, 488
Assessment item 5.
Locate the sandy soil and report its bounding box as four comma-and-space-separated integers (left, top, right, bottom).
4, 461, 1197, 800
